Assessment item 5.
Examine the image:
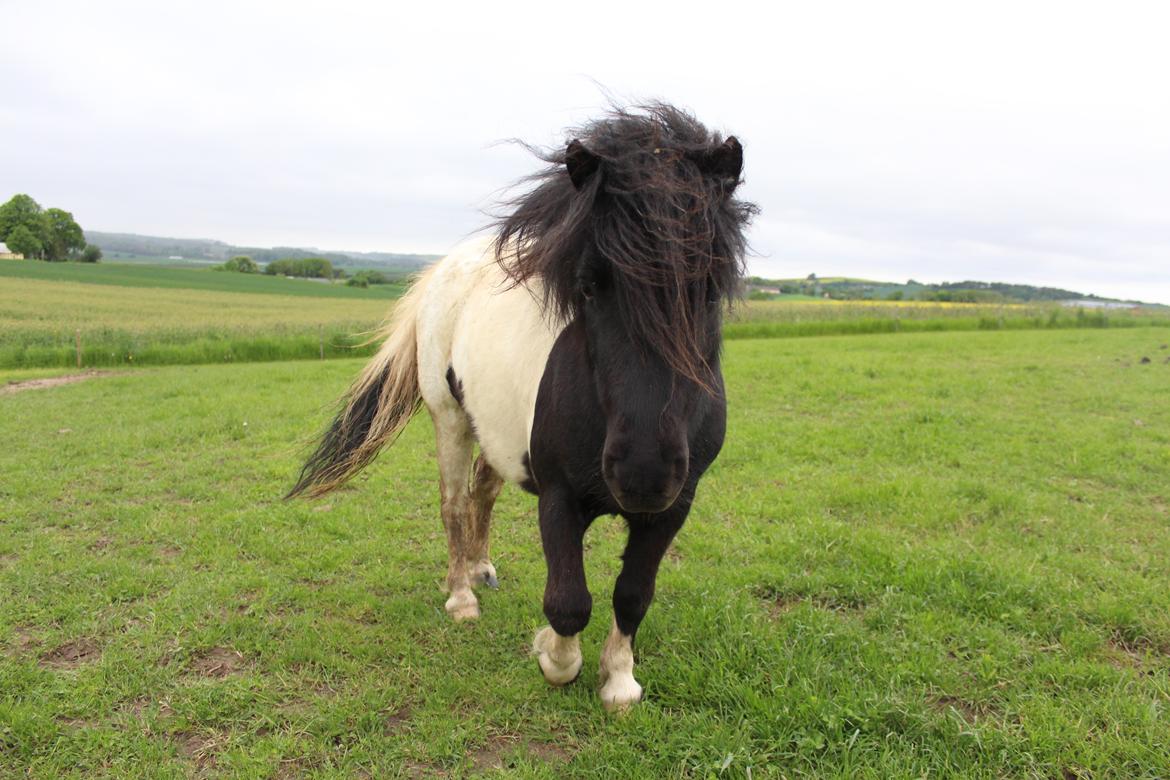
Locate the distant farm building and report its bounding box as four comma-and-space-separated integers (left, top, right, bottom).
0, 242, 23, 260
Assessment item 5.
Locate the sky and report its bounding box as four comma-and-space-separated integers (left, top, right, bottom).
3, 1, 1169, 303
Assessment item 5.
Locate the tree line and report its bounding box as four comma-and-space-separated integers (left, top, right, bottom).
0, 194, 102, 262
213, 254, 397, 287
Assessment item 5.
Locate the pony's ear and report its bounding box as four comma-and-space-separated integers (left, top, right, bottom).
565, 139, 601, 190
695, 136, 743, 189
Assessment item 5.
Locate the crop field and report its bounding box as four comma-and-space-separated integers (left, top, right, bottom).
4, 262, 1168, 370
0, 275, 397, 368
3, 328, 1169, 778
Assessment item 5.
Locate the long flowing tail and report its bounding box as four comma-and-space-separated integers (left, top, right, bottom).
286, 267, 434, 498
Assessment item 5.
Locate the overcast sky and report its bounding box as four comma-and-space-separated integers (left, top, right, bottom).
3, 1, 1169, 302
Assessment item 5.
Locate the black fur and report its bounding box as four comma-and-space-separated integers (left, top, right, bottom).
445, 366, 465, 407
494, 102, 757, 391
287, 363, 393, 498
508, 104, 749, 653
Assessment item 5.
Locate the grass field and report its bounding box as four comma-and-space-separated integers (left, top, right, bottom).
3, 328, 1169, 778
0, 261, 408, 300
5, 262, 1169, 371
0, 275, 397, 368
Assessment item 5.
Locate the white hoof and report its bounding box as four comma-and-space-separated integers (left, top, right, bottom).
444, 589, 480, 621
532, 626, 582, 686
599, 673, 643, 712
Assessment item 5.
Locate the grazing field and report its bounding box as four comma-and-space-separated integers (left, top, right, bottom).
2, 328, 1169, 778
5, 262, 1169, 370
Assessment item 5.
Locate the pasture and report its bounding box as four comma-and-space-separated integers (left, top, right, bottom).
2, 328, 1169, 778
3, 261, 1167, 370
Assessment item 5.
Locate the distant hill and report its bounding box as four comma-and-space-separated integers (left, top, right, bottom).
86, 231, 441, 273
745, 274, 1163, 308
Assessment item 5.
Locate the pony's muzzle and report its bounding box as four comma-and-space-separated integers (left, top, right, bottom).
602, 448, 688, 514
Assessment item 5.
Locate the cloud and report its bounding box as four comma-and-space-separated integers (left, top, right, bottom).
2, 1, 1168, 301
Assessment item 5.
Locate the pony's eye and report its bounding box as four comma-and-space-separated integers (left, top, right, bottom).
582, 280, 597, 300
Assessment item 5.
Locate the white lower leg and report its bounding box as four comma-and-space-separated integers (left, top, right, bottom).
444, 585, 479, 621
532, 626, 582, 686
444, 554, 479, 621
598, 619, 642, 712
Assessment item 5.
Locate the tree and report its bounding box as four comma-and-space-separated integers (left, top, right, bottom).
264, 257, 333, 279
215, 255, 258, 273
80, 244, 103, 263
0, 194, 44, 242
5, 224, 42, 259
43, 208, 85, 261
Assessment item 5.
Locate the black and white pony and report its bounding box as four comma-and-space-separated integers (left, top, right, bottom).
289, 104, 755, 711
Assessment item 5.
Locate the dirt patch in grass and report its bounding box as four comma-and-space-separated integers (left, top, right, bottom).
40, 638, 101, 669
2, 370, 109, 395
174, 730, 228, 775
469, 732, 571, 771
1102, 637, 1165, 670
187, 647, 247, 678
7, 627, 39, 656
273, 756, 328, 779
762, 588, 867, 620
384, 705, 413, 735
1108, 629, 1170, 658
929, 694, 999, 724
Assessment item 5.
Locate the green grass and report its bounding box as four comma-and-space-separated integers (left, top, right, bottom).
0, 260, 407, 299
0, 275, 398, 369
6, 263, 1169, 371
3, 328, 1169, 777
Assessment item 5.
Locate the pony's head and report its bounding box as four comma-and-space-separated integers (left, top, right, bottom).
496, 103, 756, 513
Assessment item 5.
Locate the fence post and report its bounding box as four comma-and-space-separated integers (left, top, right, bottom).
75, 329, 82, 369
319, 325, 324, 360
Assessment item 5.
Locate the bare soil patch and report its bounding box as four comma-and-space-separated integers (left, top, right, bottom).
469, 732, 571, 771
40, 638, 101, 669
174, 730, 228, 775
929, 694, 999, 724
188, 647, 246, 678
2, 370, 109, 395
384, 705, 413, 735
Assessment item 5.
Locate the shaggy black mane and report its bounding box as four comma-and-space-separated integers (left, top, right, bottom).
493, 103, 757, 388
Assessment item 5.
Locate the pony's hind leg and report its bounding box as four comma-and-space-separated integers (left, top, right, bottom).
432, 408, 480, 621
468, 454, 503, 589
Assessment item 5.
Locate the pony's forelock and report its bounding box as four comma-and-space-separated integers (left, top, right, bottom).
492, 102, 758, 390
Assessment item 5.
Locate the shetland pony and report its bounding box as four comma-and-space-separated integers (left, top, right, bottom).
289, 104, 755, 710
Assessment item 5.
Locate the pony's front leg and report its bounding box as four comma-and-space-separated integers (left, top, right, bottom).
532, 486, 590, 686
600, 505, 688, 712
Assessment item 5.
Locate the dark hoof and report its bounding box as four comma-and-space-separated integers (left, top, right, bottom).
483, 573, 500, 590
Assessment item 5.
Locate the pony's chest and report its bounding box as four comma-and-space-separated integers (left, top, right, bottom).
448, 278, 566, 486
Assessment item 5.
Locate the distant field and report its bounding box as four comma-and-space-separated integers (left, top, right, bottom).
4, 262, 1168, 369
727, 298, 1170, 339
2, 329, 1168, 777
0, 260, 407, 300
0, 275, 396, 368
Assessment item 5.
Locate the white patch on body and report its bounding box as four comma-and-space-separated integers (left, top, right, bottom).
415, 237, 566, 486
598, 619, 642, 712
407, 238, 566, 622
532, 626, 583, 686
